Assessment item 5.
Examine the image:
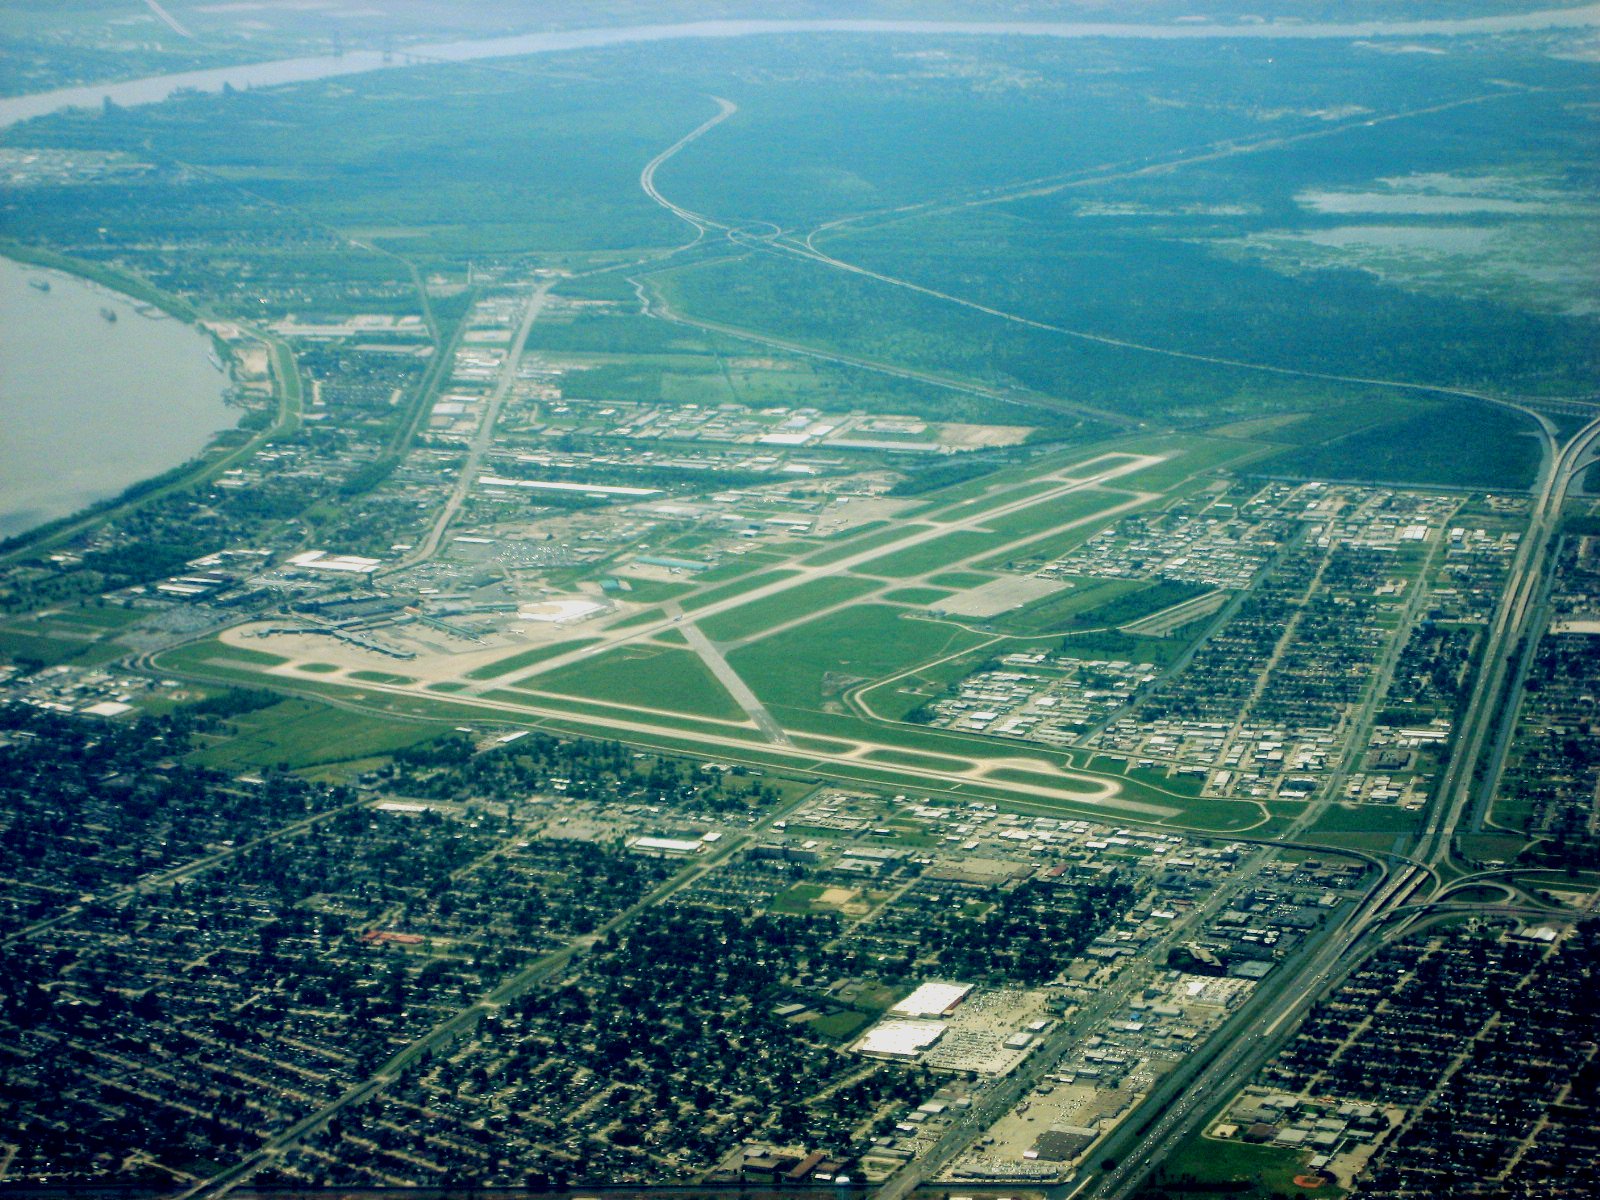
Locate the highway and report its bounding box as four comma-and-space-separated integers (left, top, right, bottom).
151, 99, 1600, 1199
1418, 412, 1600, 871
876, 840, 1294, 1200
1062, 411, 1600, 1199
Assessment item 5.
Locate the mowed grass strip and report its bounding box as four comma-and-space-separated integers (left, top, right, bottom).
883, 587, 953, 605
728, 605, 988, 712
802, 524, 920, 568
463, 638, 601, 680
986, 577, 1145, 635
187, 697, 440, 771
348, 670, 416, 685
864, 530, 997, 578
488, 689, 760, 737
925, 478, 1062, 523
158, 639, 288, 671
699, 575, 881, 643
929, 571, 995, 588
0, 628, 106, 668
862, 747, 976, 771
535, 643, 746, 721
39, 606, 148, 630
681, 568, 803, 612
976, 489, 1125, 541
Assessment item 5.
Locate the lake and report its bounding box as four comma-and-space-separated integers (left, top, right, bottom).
0, 257, 230, 539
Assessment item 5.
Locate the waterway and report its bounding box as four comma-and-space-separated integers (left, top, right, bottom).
2, 6, 1596, 530
3, 5, 1599, 129
0, 257, 230, 538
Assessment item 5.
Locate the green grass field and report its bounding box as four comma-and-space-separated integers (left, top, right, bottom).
462, 638, 601, 681
0, 604, 148, 668
990, 577, 1148, 635
1139, 1136, 1331, 1200
928, 571, 996, 588
188, 698, 442, 772
698, 574, 881, 643
864, 530, 999, 579
728, 605, 988, 714
680, 568, 804, 612
807, 1010, 872, 1042
975, 488, 1123, 541
157, 639, 288, 671
1311, 804, 1422, 836
537, 644, 745, 721
348, 669, 416, 685
802, 524, 918, 568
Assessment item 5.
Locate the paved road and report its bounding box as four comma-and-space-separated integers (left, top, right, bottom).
1074, 413, 1600, 1200
390, 280, 553, 572
675, 611, 791, 745
639, 95, 737, 246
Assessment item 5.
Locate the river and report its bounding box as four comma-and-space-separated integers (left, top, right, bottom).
3, 5, 1600, 129
2, 6, 1596, 533
0, 257, 230, 539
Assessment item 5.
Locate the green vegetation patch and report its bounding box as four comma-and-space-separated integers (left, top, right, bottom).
608, 608, 666, 630
681, 568, 803, 613
157, 639, 287, 672
1266, 401, 1541, 491
865, 530, 998, 579
462, 638, 601, 681
803, 524, 921, 568
768, 882, 832, 915
806, 1010, 873, 1042
615, 579, 696, 604
0, 628, 99, 669
537, 644, 744, 722
862, 747, 976, 771
348, 670, 415, 685
929, 478, 1062, 522
976, 488, 1123, 542
1056, 629, 1194, 666
1122, 763, 1207, 797
1311, 804, 1422, 836
693, 550, 791, 583
988, 577, 1147, 635
1457, 833, 1532, 864
40, 605, 147, 630
929, 571, 996, 589
883, 587, 953, 605
489, 689, 756, 739
728, 605, 988, 714
188, 698, 440, 772
1140, 1135, 1330, 1200
699, 575, 881, 643
1081, 579, 1211, 630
